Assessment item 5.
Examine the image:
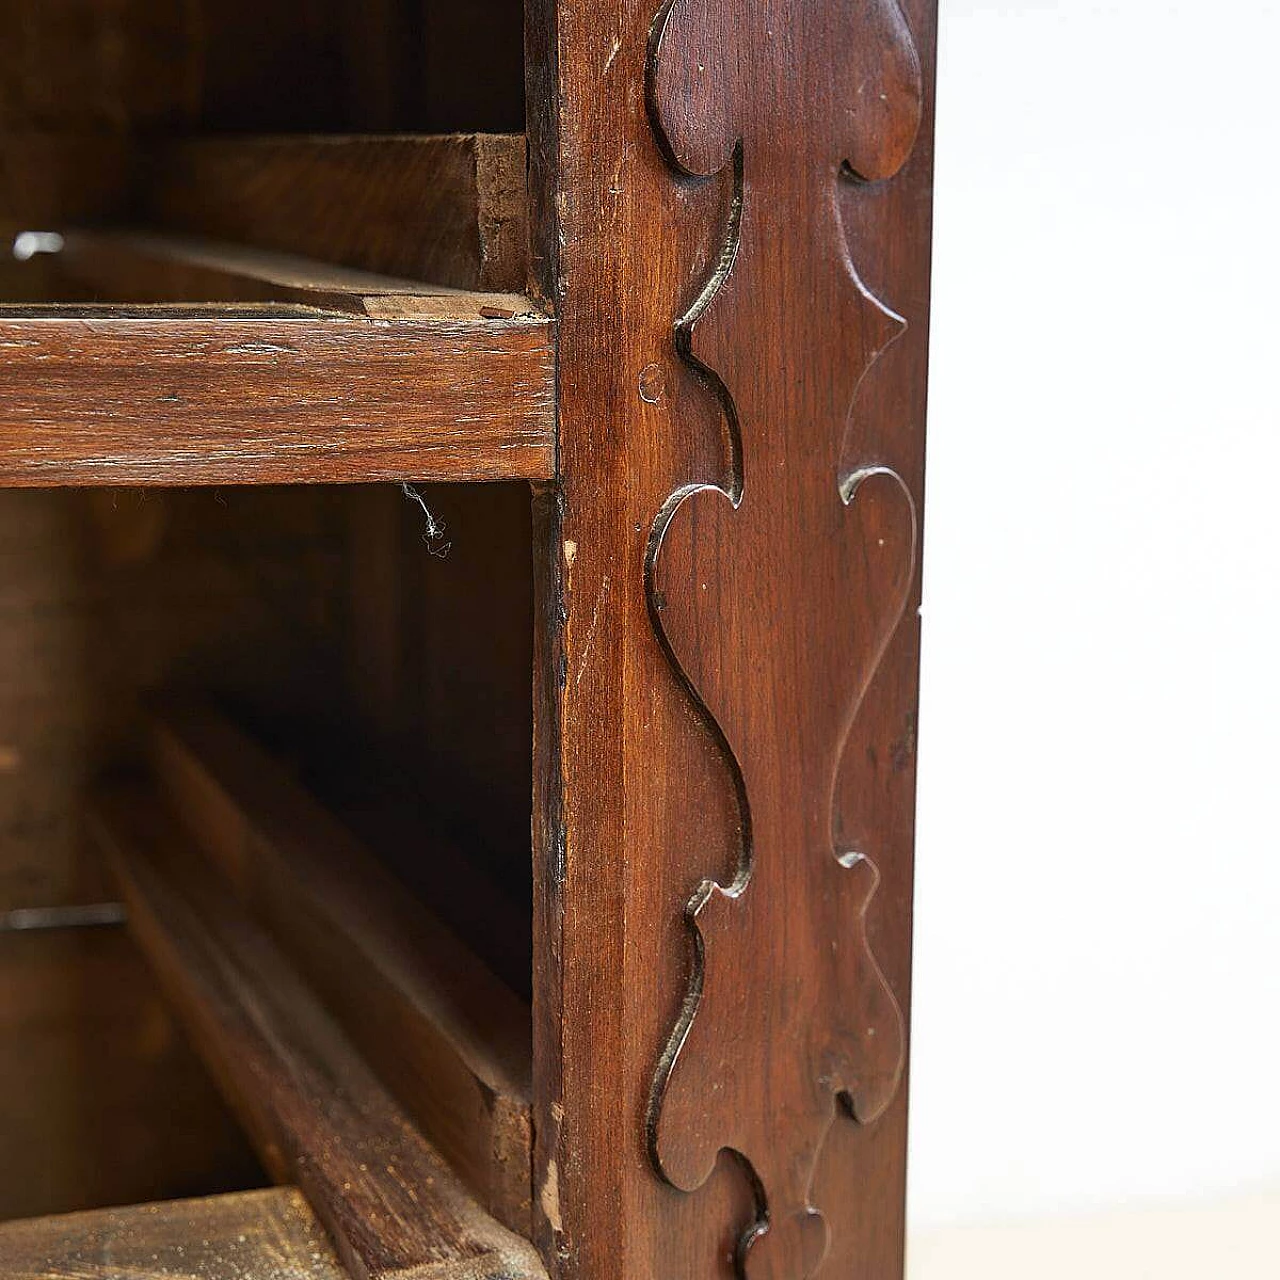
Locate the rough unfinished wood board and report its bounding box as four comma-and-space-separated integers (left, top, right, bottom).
0, 1187, 345, 1280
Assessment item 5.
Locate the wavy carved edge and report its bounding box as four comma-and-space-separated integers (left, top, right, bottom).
641, 1, 924, 1276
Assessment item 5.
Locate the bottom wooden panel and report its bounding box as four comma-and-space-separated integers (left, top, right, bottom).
0, 1187, 344, 1280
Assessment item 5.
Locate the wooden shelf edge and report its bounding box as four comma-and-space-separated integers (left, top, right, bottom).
143, 134, 529, 293
148, 701, 534, 1234
91, 787, 547, 1280
53, 229, 538, 320
1, 133, 528, 294
0, 1188, 347, 1280
0, 307, 555, 487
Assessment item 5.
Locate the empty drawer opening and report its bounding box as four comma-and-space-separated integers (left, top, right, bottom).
0, 481, 536, 1235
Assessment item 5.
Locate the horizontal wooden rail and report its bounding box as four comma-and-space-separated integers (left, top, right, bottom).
0, 304, 555, 486
0, 1188, 345, 1280
92, 787, 546, 1280
149, 702, 533, 1233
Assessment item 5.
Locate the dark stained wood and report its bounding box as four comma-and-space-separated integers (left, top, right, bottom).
0, 486, 353, 916
0, 307, 554, 486
93, 786, 547, 1280
188, 1, 526, 135
0, 6, 935, 1278
318, 481, 536, 1000
0, 3, 524, 139
0, 483, 355, 1221
386, 481, 535, 984
526, 2, 754, 1275
189, 0, 411, 134
0, 134, 130, 227
147, 701, 533, 1234
643, 6, 923, 1279
526, 4, 936, 1280
0, 3, 201, 134
420, 3, 526, 134
51, 229, 533, 318
142, 136, 529, 294
0, 2, 463, 139
0, 1187, 345, 1280
0, 135, 130, 308
0, 925, 263, 1222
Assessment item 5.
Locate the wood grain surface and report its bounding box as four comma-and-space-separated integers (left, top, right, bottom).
527, 1, 937, 1279
0, 307, 554, 486
644, 4, 923, 1278
50, 230, 533, 318
94, 786, 547, 1280
142, 135, 529, 293
148, 701, 533, 1234
324, 481, 536, 1000
0, 1187, 344, 1280
0, 925, 264, 1222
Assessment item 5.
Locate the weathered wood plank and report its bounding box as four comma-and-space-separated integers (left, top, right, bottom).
142, 135, 529, 292
148, 702, 533, 1234
0, 1188, 345, 1280
0, 306, 555, 486
51, 230, 533, 318
92, 787, 546, 1280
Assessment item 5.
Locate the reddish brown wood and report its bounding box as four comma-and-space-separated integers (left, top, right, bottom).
0, 482, 366, 1217
0, 307, 554, 486
644, 5, 923, 1278
142, 136, 529, 293
528, 3, 936, 1280
93, 786, 547, 1280
49, 230, 532, 318
147, 702, 534, 1234
0, 2, 523, 139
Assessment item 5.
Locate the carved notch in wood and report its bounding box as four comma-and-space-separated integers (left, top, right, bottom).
645, 3, 925, 1279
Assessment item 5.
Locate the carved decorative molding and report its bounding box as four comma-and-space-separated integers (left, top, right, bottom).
645, 3, 925, 1278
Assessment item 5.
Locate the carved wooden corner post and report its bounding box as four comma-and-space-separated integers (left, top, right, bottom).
645, 3, 924, 1278
530, 0, 937, 1277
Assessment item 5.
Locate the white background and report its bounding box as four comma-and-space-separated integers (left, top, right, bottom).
910, 0, 1280, 1238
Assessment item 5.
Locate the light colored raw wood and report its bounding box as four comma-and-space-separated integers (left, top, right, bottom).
0, 1187, 345, 1280
0, 306, 555, 486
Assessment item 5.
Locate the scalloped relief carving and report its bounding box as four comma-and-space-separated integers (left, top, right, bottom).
645, 3, 924, 1278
